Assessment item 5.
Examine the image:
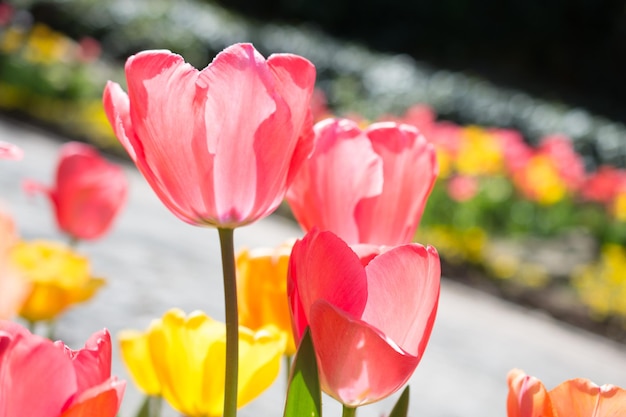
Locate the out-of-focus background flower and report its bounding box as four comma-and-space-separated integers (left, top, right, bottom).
2, 0, 626, 340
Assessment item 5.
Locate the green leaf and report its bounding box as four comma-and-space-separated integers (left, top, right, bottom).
388, 386, 410, 417
284, 328, 322, 417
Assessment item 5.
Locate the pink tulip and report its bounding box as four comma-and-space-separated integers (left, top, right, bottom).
24, 142, 127, 241
103, 43, 316, 228
287, 118, 438, 245
0, 141, 22, 160
288, 229, 440, 406
0, 321, 125, 417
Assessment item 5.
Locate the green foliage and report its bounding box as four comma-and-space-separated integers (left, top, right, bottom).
388, 386, 410, 417
284, 328, 322, 417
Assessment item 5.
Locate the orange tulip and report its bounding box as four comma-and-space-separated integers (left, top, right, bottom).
236, 242, 296, 355
507, 368, 557, 417
507, 369, 626, 417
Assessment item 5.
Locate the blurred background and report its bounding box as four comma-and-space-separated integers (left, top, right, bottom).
2, 0, 626, 345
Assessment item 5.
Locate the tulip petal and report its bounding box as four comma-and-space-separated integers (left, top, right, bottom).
103, 81, 138, 162
288, 229, 368, 341
199, 43, 293, 224
118, 330, 161, 396
61, 378, 126, 417
287, 118, 384, 244
61, 329, 112, 393
238, 326, 286, 407
506, 369, 556, 417
356, 123, 438, 245
551, 378, 626, 417
0, 321, 76, 417
267, 53, 316, 186
123, 50, 216, 225
309, 301, 419, 407
149, 309, 226, 416
361, 244, 440, 356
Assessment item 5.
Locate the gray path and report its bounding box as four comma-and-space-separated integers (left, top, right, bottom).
3, 116, 626, 417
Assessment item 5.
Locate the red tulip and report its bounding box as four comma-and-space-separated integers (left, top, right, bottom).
103, 43, 316, 228
288, 229, 440, 406
24, 142, 127, 241
287, 118, 438, 245
0, 320, 125, 417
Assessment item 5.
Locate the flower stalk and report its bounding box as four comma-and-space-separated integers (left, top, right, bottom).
342, 405, 357, 417
218, 227, 239, 417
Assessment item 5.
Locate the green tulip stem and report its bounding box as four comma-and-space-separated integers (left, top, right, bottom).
218, 227, 239, 417
285, 354, 293, 388
68, 235, 79, 249
342, 405, 357, 417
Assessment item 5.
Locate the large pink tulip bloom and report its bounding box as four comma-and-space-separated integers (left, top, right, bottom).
0, 321, 125, 417
24, 142, 127, 241
287, 118, 438, 245
103, 43, 316, 228
288, 229, 440, 406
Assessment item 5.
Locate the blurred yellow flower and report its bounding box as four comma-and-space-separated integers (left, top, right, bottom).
0, 207, 31, 319
514, 155, 567, 205
9, 240, 105, 322
574, 244, 626, 319
236, 243, 296, 355
23, 23, 73, 65
435, 148, 453, 179
612, 191, 626, 222
455, 126, 503, 176
119, 309, 286, 417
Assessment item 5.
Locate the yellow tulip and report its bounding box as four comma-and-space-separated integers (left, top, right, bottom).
236, 243, 296, 355
9, 240, 105, 322
119, 309, 286, 417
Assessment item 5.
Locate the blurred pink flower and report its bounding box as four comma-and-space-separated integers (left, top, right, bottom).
288, 229, 440, 406
447, 175, 479, 202
539, 134, 585, 192
580, 165, 626, 205
24, 142, 127, 241
287, 118, 437, 245
0, 321, 125, 416
103, 43, 316, 228
0, 141, 22, 160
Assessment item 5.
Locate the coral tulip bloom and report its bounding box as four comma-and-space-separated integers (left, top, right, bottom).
119, 309, 286, 417
9, 240, 105, 322
0, 321, 125, 417
288, 229, 440, 406
507, 369, 626, 417
550, 378, 626, 417
24, 141, 127, 241
507, 368, 557, 417
103, 43, 316, 228
237, 243, 296, 354
287, 118, 438, 245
